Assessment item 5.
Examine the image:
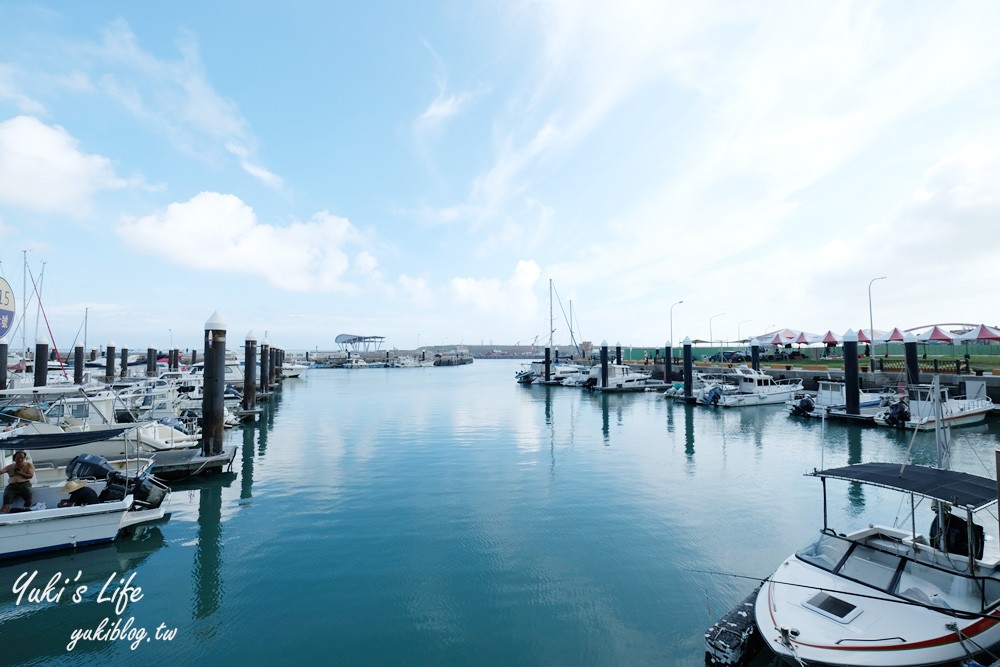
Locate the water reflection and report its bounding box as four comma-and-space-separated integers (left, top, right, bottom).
0, 526, 165, 663
241, 423, 255, 501
194, 483, 223, 620
684, 404, 695, 462
846, 427, 864, 514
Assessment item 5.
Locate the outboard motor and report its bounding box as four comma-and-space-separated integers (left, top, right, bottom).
884, 400, 910, 427
930, 512, 984, 559
583, 377, 598, 390
132, 475, 169, 510
65, 454, 117, 480
159, 417, 190, 434
791, 396, 815, 416
703, 386, 723, 406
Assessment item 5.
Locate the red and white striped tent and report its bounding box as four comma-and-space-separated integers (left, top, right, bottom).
876, 327, 906, 343
955, 324, 1000, 342
915, 326, 956, 343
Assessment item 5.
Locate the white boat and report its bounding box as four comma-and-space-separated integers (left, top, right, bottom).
754, 376, 1000, 666
343, 357, 369, 369
662, 371, 733, 399
0, 385, 199, 463
582, 363, 654, 391
1, 439, 170, 559
433, 348, 474, 366
788, 380, 900, 418
515, 360, 589, 385
697, 366, 803, 406
873, 382, 994, 430
281, 362, 309, 378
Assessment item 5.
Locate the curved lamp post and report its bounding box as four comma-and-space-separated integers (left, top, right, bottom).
670, 300, 683, 356
709, 313, 726, 357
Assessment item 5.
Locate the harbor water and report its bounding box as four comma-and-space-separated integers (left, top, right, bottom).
3, 359, 999, 665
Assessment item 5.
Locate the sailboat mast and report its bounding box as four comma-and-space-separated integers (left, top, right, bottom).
549, 279, 554, 354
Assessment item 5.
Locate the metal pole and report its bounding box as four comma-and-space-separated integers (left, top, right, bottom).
868, 276, 886, 372
709, 313, 725, 359
669, 300, 683, 354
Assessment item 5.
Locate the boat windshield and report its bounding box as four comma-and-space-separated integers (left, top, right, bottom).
796, 532, 851, 571
796, 531, 1000, 614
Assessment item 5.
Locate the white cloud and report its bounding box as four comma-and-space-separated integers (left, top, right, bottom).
448, 260, 540, 329
117, 192, 372, 293
0, 115, 126, 216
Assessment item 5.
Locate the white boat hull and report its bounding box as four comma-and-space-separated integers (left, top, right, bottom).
755, 555, 1000, 666
0, 501, 132, 558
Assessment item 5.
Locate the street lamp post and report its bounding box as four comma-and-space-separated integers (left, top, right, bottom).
868, 276, 887, 372
670, 300, 683, 356
709, 312, 725, 358
738, 319, 753, 344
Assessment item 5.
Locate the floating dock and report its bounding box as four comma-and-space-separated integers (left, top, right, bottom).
704, 585, 762, 666
149, 445, 238, 480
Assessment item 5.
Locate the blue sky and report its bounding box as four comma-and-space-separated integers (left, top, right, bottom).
2, 1, 999, 354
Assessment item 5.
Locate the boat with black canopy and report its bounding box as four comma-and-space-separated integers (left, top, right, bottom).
754, 376, 1000, 666
0, 428, 170, 559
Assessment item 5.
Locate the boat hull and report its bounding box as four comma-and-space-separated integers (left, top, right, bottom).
0, 501, 132, 559
754, 556, 1000, 667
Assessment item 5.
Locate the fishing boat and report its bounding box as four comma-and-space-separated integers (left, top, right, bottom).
1, 434, 170, 559
698, 366, 803, 407
873, 382, 994, 430
582, 363, 655, 391
788, 380, 901, 419
754, 376, 1000, 666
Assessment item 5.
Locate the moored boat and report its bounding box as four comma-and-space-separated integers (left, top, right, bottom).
755, 376, 1000, 666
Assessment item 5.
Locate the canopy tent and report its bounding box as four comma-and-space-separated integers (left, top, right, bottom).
857, 329, 872, 344
793, 331, 815, 345
876, 327, 906, 343
915, 326, 955, 343
820, 330, 842, 346
955, 324, 1000, 342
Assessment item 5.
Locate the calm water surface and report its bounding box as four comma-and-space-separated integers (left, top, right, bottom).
3, 360, 999, 665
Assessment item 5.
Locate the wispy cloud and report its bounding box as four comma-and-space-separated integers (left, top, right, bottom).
91, 20, 282, 189
0, 64, 47, 115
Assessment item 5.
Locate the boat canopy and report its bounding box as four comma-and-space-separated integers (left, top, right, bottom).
0, 427, 134, 451
810, 462, 997, 510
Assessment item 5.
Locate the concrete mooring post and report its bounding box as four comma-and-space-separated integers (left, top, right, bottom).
683, 337, 693, 401
243, 332, 257, 411
260, 338, 270, 394
34, 338, 49, 387
146, 347, 157, 377
74, 345, 84, 385
615, 344, 622, 365
544, 347, 551, 382
904, 333, 920, 386
105, 342, 116, 383
664, 342, 672, 383
843, 330, 860, 415
0, 340, 7, 390
120, 347, 129, 379
201, 312, 227, 457
751, 340, 760, 372
600, 342, 609, 389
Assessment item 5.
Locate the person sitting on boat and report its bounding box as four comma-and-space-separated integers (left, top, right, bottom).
58, 479, 100, 507
1, 450, 35, 513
